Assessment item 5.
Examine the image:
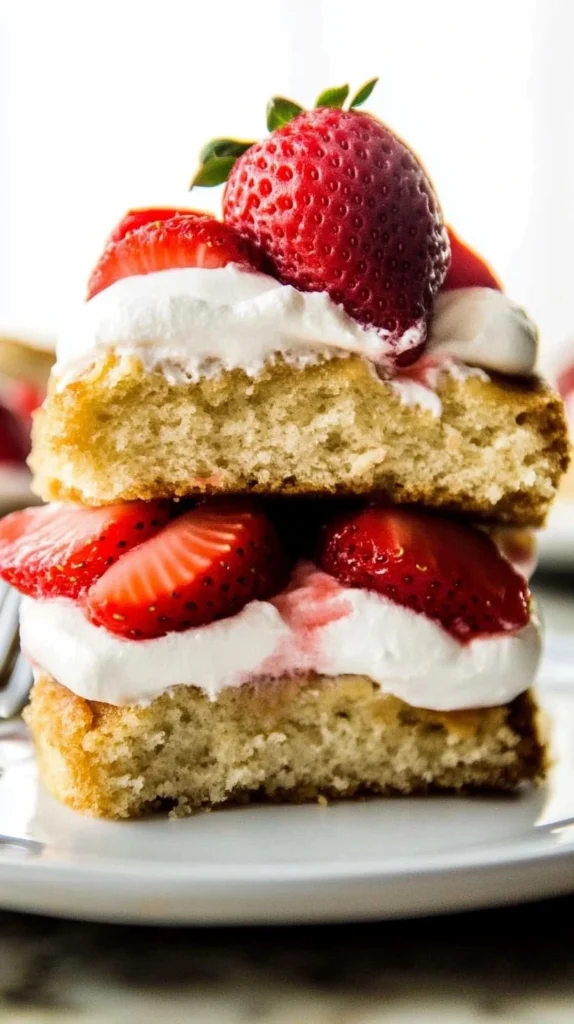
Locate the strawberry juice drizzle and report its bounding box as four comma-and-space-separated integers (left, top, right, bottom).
239, 562, 353, 683
388, 354, 444, 390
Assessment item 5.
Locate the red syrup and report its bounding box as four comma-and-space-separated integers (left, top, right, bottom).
386, 353, 446, 391
245, 562, 353, 683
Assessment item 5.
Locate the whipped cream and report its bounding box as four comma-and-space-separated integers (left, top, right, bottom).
53, 271, 538, 411
387, 288, 538, 416
55, 265, 399, 386
427, 288, 538, 376
389, 378, 444, 417
20, 563, 541, 712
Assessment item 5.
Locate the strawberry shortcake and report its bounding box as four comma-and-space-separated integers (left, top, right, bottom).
0, 80, 568, 818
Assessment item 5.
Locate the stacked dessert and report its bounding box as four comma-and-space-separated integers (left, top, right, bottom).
0, 82, 569, 818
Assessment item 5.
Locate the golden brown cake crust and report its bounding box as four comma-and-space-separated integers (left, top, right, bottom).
24, 672, 547, 820
29, 354, 569, 525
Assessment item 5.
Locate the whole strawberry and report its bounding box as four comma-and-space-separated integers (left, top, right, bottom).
193, 81, 450, 366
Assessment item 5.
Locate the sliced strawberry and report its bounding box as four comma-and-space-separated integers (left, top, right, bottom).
107, 207, 202, 245
87, 213, 262, 300
0, 501, 171, 599
317, 506, 530, 643
442, 226, 502, 292
86, 503, 288, 639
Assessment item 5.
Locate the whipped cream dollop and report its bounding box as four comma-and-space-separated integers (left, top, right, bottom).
388, 287, 538, 416
55, 265, 398, 385
21, 563, 541, 712
427, 287, 538, 376
54, 267, 537, 389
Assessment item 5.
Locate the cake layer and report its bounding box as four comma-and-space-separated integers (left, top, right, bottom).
24, 673, 547, 819
30, 354, 569, 525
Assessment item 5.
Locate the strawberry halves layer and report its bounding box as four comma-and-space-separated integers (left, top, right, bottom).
0, 500, 530, 644
317, 506, 530, 643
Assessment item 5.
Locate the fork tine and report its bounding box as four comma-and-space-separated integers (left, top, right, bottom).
0, 583, 34, 718
0, 578, 10, 613
0, 651, 33, 719
0, 587, 21, 679
0, 587, 21, 672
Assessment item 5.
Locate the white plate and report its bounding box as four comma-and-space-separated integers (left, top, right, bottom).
537, 499, 574, 571
0, 642, 573, 925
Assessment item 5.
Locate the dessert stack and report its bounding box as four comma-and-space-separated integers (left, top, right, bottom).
0, 81, 569, 818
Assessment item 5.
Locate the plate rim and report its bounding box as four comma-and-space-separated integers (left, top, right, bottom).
1, 666, 574, 922
1, 838, 574, 925
1, 796, 573, 884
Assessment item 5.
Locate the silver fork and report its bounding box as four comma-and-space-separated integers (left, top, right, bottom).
0, 580, 32, 718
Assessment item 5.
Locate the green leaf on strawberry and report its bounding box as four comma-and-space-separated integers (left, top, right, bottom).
190, 155, 239, 188
191, 78, 381, 191
315, 83, 349, 109
198, 137, 255, 165
266, 95, 304, 131
349, 77, 379, 109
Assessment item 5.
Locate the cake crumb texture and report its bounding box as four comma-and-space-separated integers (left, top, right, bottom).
25, 673, 547, 820
30, 355, 569, 526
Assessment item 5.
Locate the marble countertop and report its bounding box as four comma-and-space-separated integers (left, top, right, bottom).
0, 573, 572, 1023
0, 896, 573, 1022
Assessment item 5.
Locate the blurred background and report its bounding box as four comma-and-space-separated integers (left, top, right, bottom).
0, 0, 573, 371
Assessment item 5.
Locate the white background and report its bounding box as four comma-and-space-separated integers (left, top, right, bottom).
0, 0, 573, 368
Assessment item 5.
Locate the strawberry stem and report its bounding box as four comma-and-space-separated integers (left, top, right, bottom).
190, 78, 379, 190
